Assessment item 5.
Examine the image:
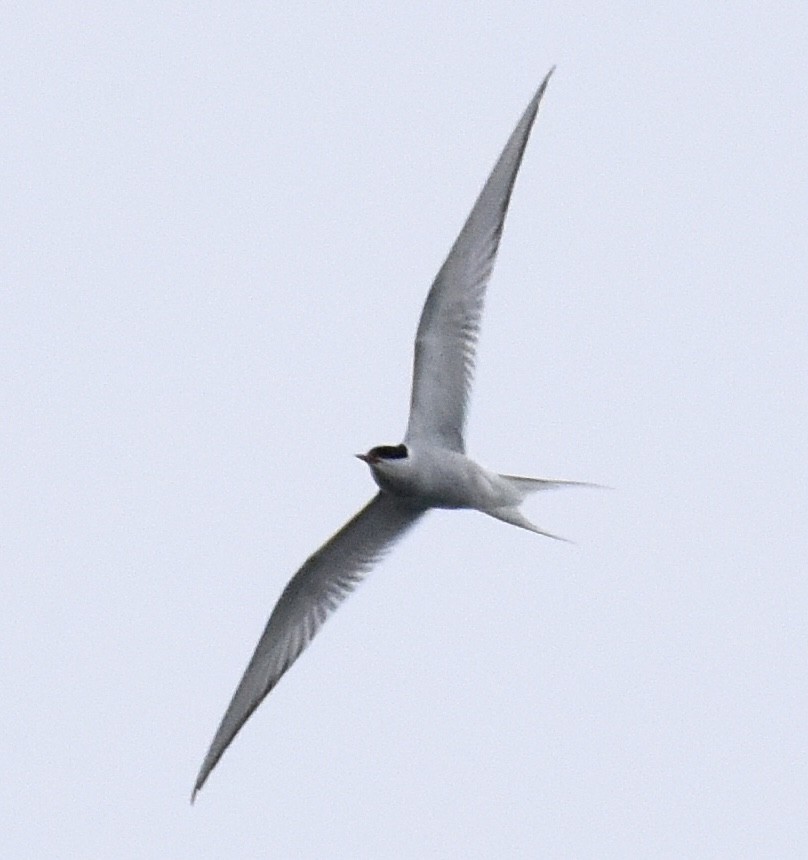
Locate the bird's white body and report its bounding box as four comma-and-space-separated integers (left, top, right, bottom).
365, 445, 582, 537
367, 446, 512, 510
193, 68, 593, 800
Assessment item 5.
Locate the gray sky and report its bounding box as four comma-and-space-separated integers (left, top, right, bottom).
3, 4, 807, 857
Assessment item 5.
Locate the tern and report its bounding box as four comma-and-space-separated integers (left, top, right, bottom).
193, 68, 592, 800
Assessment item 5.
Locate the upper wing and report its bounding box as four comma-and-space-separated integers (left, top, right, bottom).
405, 69, 554, 452
193, 492, 425, 799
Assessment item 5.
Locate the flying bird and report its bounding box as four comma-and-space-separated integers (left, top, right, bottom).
193, 68, 592, 799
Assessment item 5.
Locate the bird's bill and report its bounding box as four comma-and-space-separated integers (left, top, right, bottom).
355, 453, 370, 463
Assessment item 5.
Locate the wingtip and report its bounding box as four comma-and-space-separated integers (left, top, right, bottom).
191, 771, 207, 804
537, 66, 556, 95
524, 66, 555, 117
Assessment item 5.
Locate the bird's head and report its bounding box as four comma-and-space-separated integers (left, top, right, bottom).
356, 444, 409, 468
356, 444, 413, 495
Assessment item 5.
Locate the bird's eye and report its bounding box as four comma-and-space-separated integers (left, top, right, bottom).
371, 444, 408, 460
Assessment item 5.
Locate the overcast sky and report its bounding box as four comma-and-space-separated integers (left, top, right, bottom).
3, 4, 807, 857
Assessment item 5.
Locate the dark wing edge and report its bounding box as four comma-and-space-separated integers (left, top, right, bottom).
192, 492, 426, 800
406, 68, 554, 452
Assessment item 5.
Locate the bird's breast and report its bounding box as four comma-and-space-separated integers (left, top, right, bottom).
370, 450, 499, 511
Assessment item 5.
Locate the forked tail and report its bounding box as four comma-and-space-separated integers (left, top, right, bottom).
488, 475, 603, 542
